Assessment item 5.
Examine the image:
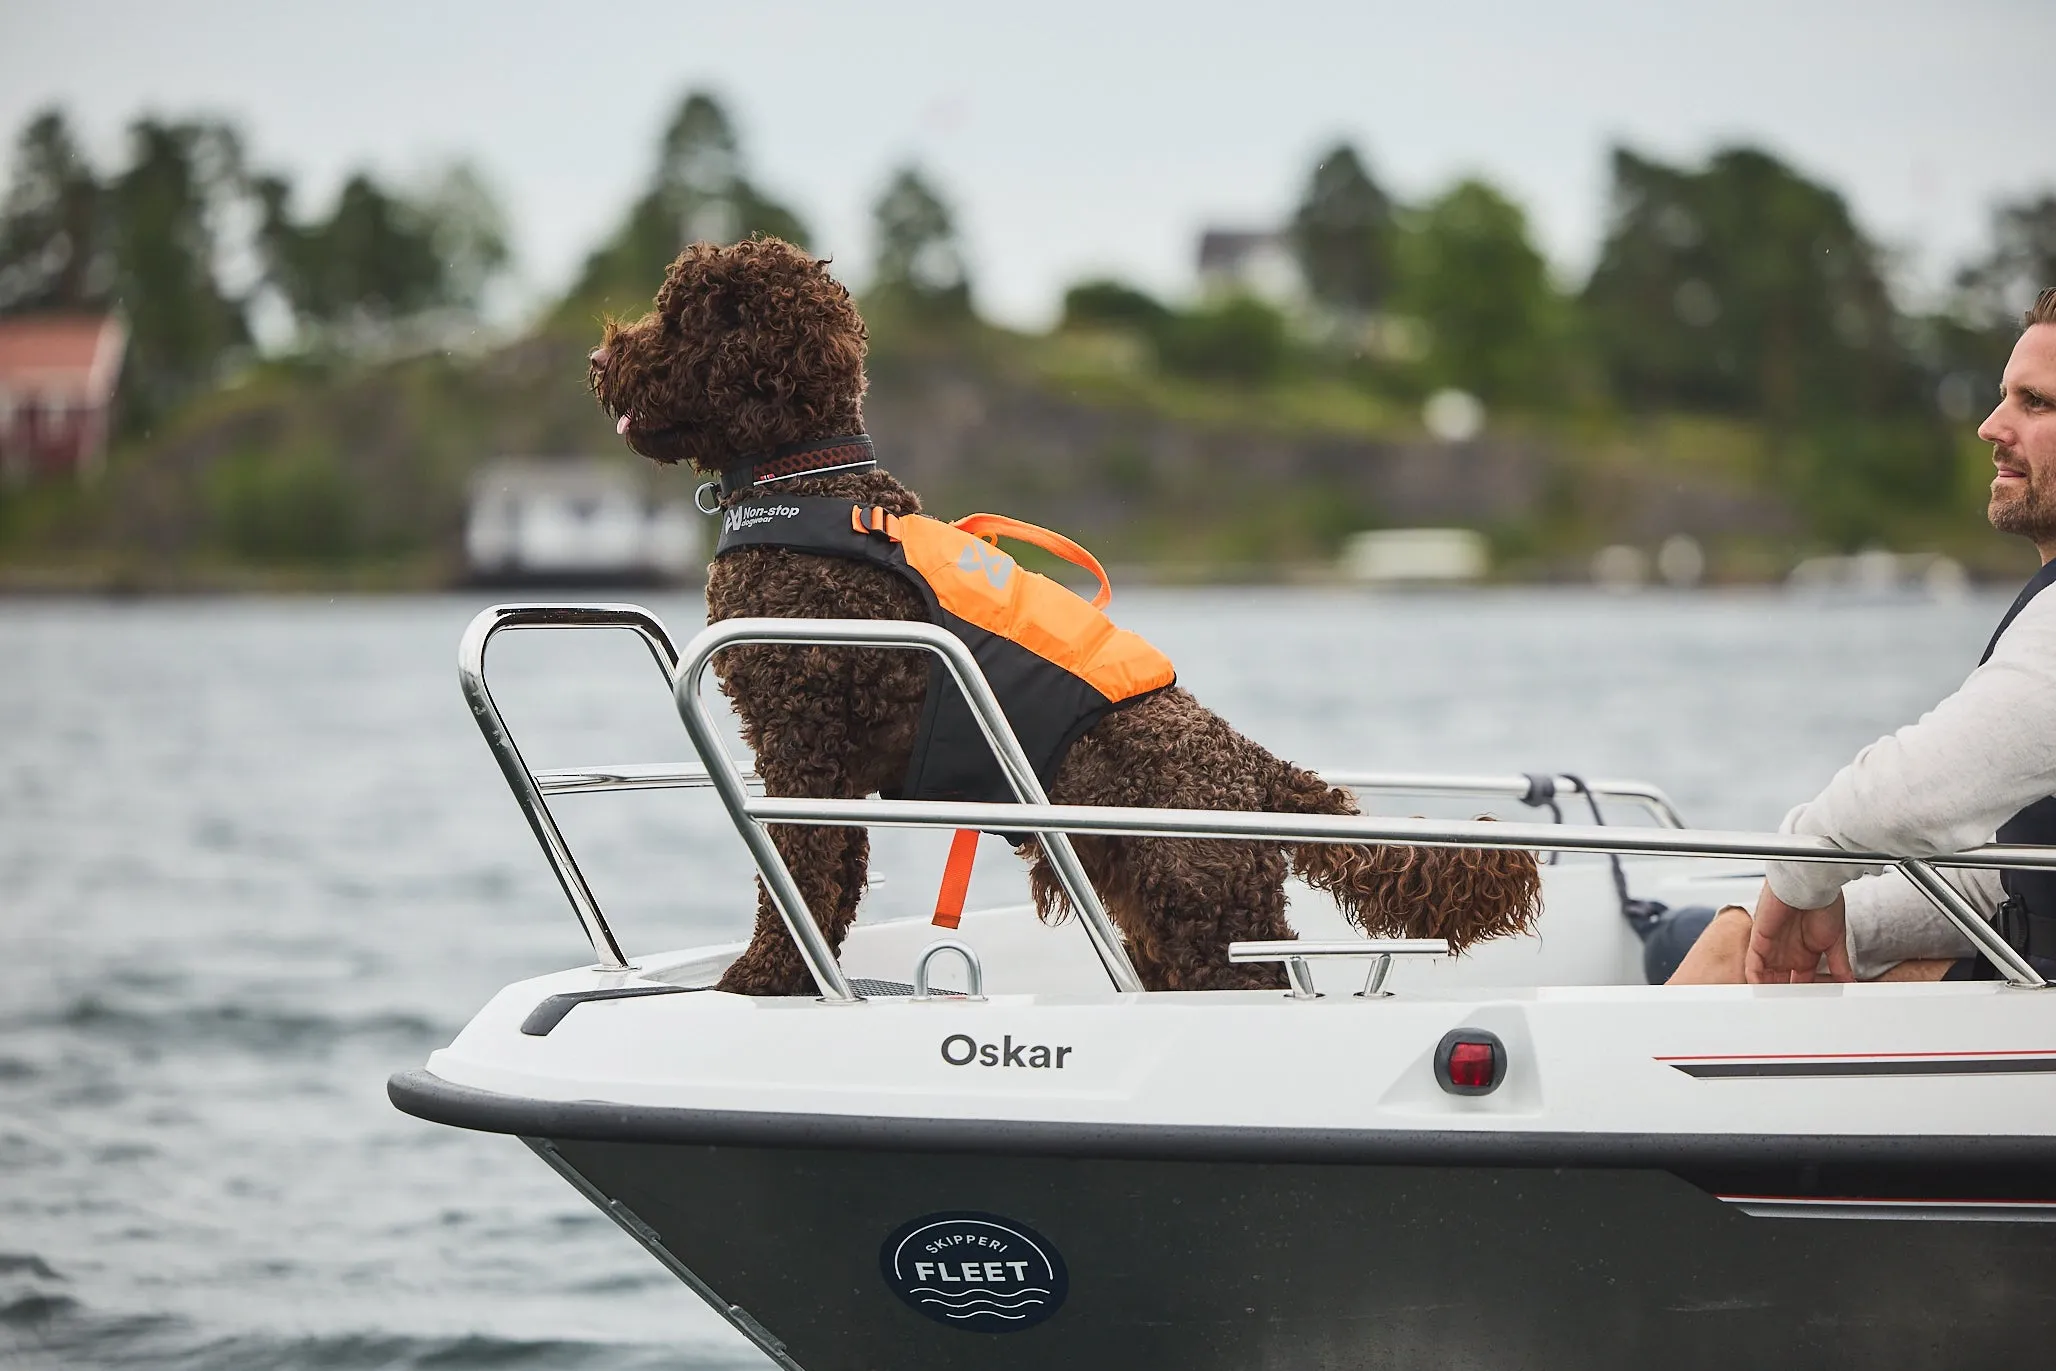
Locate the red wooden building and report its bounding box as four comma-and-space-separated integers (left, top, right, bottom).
0, 315, 128, 484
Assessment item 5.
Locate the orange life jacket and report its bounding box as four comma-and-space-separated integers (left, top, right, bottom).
714, 498, 1176, 808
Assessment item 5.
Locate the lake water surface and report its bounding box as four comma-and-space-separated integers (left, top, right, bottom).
0, 586, 2014, 1368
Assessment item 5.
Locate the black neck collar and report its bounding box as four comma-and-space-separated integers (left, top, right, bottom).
718, 434, 877, 498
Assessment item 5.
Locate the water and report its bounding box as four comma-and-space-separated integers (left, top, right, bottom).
0, 587, 2008, 1368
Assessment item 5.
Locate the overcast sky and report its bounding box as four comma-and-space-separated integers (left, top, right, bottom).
3, 0, 2051, 328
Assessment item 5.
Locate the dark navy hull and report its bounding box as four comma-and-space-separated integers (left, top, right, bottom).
391, 1072, 2056, 1370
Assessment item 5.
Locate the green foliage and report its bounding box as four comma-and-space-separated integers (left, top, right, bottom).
1394, 179, 1565, 404
255, 162, 508, 344
1060, 279, 1169, 333
1583, 146, 1910, 423
104, 118, 253, 428
1290, 142, 1395, 312
1957, 194, 2056, 327
6, 95, 2047, 585
1154, 294, 1290, 383
1582, 145, 1952, 541
0, 109, 108, 311
869, 164, 972, 321
1057, 276, 1292, 385
1779, 416, 1960, 549
206, 439, 363, 563
564, 91, 808, 319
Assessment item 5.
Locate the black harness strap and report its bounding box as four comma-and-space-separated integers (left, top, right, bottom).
1980, 557, 2056, 665
1981, 558, 2056, 962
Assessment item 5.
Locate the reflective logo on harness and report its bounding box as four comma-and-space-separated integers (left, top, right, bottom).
955, 540, 1016, 591
722, 503, 800, 534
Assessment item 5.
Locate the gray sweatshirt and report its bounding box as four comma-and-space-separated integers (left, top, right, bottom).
1764, 580, 2056, 978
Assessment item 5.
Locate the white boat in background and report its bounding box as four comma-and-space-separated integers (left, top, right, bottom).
464, 460, 699, 586
393, 605, 2056, 1370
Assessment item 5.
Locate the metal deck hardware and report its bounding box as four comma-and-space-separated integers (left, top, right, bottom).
1230, 939, 1452, 998
462, 606, 2056, 992
913, 939, 987, 1001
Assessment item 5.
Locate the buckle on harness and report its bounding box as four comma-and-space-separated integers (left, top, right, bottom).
851, 505, 901, 541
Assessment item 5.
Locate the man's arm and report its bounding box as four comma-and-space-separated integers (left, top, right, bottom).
1764, 590, 2056, 910
1843, 866, 2001, 976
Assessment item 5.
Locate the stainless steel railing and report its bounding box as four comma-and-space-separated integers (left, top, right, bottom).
531, 761, 1686, 828
460, 603, 683, 971
462, 606, 2055, 993
671, 618, 1146, 1000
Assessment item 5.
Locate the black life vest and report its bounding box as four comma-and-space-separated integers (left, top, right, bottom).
1981, 558, 2056, 959
714, 497, 1176, 808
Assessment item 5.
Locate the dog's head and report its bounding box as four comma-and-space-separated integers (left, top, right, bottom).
588, 236, 868, 472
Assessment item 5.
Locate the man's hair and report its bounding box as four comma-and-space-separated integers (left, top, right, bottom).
2028, 287, 2056, 329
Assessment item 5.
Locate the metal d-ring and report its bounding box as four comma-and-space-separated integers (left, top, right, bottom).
694, 481, 722, 515
913, 939, 987, 1001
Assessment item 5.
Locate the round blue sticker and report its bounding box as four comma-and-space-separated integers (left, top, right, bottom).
879, 1211, 1068, 1332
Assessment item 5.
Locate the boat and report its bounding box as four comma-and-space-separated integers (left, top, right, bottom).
391, 603, 2056, 1369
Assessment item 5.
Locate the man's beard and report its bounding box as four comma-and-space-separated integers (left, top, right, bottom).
1989, 456, 2056, 542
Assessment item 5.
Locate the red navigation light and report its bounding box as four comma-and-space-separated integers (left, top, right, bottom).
1447, 1042, 1496, 1089
1434, 1029, 1507, 1096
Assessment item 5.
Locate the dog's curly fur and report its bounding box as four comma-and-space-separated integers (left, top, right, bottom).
591, 236, 1541, 995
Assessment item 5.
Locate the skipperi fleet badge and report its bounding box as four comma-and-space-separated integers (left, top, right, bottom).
879, 1211, 1068, 1332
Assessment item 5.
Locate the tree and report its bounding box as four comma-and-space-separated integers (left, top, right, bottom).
1956, 194, 2056, 328
1582, 145, 1953, 542
1289, 143, 1395, 313
421, 162, 511, 311
255, 162, 508, 346
105, 117, 252, 424
869, 164, 972, 320
0, 109, 110, 314
1582, 145, 1909, 423
1395, 178, 1561, 404
1060, 279, 1169, 333
565, 91, 808, 316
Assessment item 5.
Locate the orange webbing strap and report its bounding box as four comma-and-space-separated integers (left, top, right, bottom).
931, 828, 981, 929
951, 513, 1113, 610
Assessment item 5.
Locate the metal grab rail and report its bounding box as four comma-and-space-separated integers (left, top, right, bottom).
1321, 772, 1686, 829
740, 795, 2053, 989
460, 603, 684, 971
672, 617, 1148, 1002
530, 761, 1685, 829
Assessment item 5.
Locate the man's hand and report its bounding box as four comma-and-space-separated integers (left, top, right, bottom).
1745, 885, 1854, 984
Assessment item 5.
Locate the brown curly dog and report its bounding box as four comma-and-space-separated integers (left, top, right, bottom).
589, 236, 1540, 995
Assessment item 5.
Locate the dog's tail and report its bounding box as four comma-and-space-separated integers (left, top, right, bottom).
1268, 764, 1542, 953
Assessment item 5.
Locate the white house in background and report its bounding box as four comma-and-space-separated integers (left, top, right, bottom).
1195, 229, 1303, 303
465, 459, 699, 585
1339, 528, 1490, 585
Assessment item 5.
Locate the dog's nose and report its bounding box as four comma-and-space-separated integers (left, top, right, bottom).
589, 346, 610, 368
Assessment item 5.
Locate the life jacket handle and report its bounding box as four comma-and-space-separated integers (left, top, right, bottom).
951, 513, 1113, 610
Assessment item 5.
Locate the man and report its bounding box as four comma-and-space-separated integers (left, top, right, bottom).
1673, 287, 2056, 985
